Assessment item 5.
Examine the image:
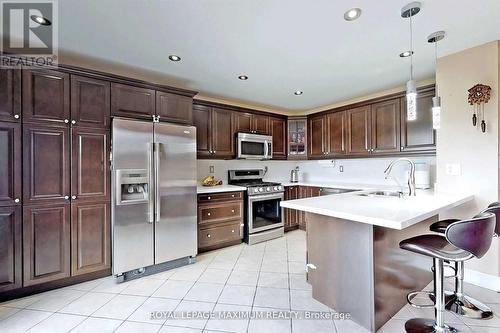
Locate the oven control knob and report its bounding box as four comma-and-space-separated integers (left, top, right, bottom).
258, 187, 264, 193
254, 188, 259, 193
273, 186, 278, 191
266, 187, 271, 192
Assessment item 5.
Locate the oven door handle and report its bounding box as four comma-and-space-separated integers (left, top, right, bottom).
248, 193, 284, 201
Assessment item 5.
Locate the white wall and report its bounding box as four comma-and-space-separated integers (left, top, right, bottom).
436, 41, 500, 277
197, 156, 436, 188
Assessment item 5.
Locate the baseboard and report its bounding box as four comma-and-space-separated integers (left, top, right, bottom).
464, 268, 500, 292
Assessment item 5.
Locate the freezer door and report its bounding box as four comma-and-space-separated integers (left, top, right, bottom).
154, 123, 197, 264
112, 118, 154, 275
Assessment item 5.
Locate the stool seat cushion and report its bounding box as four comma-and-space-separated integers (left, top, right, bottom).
399, 234, 472, 261
429, 219, 461, 233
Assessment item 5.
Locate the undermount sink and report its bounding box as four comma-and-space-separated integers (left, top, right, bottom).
356, 190, 404, 198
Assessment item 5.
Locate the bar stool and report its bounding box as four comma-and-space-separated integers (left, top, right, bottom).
428, 202, 500, 319
399, 212, 496, 332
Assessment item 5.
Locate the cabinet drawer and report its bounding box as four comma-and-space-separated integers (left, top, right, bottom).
198, 191, 243, 203
198, 202, 242, 224
198, 222, 242, 248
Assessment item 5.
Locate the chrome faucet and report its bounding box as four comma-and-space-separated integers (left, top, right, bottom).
384, 158, 416, 196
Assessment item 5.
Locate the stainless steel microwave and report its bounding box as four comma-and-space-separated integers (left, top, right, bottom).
236, 133, 272, 160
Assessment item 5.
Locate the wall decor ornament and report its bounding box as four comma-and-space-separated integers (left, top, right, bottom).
468, 84, 491, 133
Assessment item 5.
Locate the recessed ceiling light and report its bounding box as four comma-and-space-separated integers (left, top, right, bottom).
344, 8, 362, 21
399, 51, 414, 57
30, 15, 51, 26
294, 90, 303, 96
238, 75, 248, 80
168, 55, 181, 62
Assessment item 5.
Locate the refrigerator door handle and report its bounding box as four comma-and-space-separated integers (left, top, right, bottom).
147, 143, 154, 223
154, 142, 161, 223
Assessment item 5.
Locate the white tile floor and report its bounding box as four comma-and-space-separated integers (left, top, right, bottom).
1, 230, 499, 332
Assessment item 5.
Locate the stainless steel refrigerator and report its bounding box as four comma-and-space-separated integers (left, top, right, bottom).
111, 118, 197, 278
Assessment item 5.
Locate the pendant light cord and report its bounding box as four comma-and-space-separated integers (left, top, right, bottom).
434, 40, 438, 97
409, 14, 414, 80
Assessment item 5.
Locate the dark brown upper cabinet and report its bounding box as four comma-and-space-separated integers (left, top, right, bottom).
0, 206, 22, 292
234, 112, 269, 135
156, 91, 193, 124
111, 83, 155, 120
23, 204, 71, 286
23, 124, 70, 205
346, 106, 371, 155
371, 99, 401, 154
211, 108, 234, 158
401, 89, 436, 152
71, 201, 110, 276
327, 111, 347, 156
22, 68, 70, 124
287, 117, 307, 160
71, 128, 110, 203
193, 104, 212, 158
308, 115, 327, 158
0, 68, 21, 122
269, 117, 287, 159
71, 75, 110, 128
0, 122, 21, 207
192, 104, 234, 159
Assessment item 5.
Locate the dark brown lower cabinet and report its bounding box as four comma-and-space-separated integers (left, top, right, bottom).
0, 206, 22, 292
284, 186, 322, 231
71, 202, 110, 276
23, 204, 71, 286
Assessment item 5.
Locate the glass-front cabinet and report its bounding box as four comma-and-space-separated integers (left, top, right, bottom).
288, 117, 307, 159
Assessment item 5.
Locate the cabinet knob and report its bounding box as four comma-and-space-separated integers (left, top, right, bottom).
231, 194, 235, 198
71, 120, 76, 125
401, 146, 405, 150
64, 119, 69, 124
207, 234, 211, 238
213, 150, 216, 154
71, 195, 77, 200
207, 212, 211, 216
64, 195, 69, 200
207, 196, 211, 200
231, 209, 235, 213
14, 198, 20, 203
231, 229, 235, 233
14, 114, 20, 119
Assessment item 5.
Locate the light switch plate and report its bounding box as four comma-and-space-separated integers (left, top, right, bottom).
445, 163, 461, 176
209, 166, 215, 174
339, 165, 344, 172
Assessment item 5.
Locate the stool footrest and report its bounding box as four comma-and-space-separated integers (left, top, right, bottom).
407, 290, 435, 309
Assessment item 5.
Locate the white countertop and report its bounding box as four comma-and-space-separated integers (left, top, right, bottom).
197, 184, 247, 194
280, 190, 474, 230
279, 181, 394, 191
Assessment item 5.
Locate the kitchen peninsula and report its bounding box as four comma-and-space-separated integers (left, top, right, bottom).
280, 190, 473, 332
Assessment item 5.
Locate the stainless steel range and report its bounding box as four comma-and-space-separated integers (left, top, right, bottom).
228, 169, 284, 245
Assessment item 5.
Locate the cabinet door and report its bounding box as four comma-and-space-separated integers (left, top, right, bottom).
211, 108, 234, 158
0, 206, 22, 292
371, 99, 401, 154
23, 124, 70, 205
308, 116, 326, 158
0, 122, 21, 207
287, 118, 308, 159
71, 75, 110, 128
72, 128, 110, 202
253, 114, 269, 135
233, 112, 253, 133
401, 90, 436, 152
23, 204, 71, 286
0, 68, 21, 122
270, 117, 286, 159
346, 106, 371, 155
71, 202, 110, 276
326, 111, 346, 156
111, 83, 155, 119
156, 92, 193, 124
193, 104, 212, 157
22, 68, 70, 124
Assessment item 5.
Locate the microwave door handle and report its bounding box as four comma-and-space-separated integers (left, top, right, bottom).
264, 140, 269, 159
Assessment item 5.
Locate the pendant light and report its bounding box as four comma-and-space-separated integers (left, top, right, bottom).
401, 2, 421, 121
428, 31, 446, 129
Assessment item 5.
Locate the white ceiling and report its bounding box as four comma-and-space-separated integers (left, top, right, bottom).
57, 0, 500, 112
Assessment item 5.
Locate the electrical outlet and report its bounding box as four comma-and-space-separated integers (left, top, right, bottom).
209, 166, 215, 174
445, 163, 461, 176
339, 165, 344, 172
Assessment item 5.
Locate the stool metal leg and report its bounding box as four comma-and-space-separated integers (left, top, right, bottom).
445, 261, 494, 319
405, 258, 457, 333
